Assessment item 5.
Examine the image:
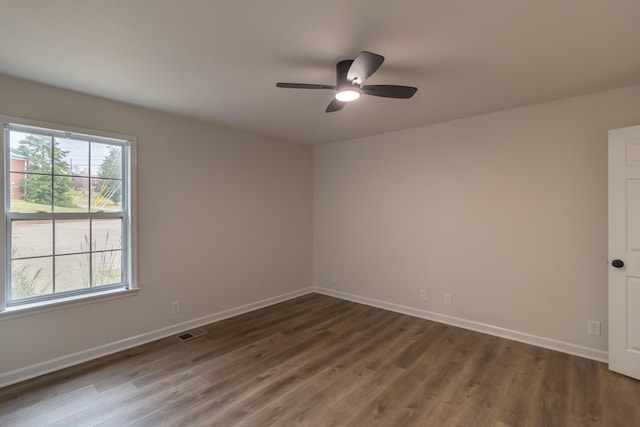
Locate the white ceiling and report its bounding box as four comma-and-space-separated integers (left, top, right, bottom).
1, 1, 639, 145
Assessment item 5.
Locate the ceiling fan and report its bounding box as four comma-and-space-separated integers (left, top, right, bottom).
276, 51, 417, 113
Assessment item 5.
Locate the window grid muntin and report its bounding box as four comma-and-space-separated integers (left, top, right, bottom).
4, 122, 130, 307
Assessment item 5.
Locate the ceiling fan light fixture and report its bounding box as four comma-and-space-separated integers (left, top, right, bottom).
335, 88, 362, 102
276, 51, 417, 113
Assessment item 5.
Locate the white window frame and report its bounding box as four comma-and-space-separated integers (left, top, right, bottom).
0, 115, 138, 315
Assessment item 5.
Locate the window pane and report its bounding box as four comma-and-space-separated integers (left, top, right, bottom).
10, 173, 53, 213
56, 254, 90, 292
10, 131, 52, 174
93, 219, 122, 251
53, 176, 84, 212
70, 176, 90, 212
91, 143, 122, 179
11, 257, 53, 300
90, 178, 123, 212
55, 219, 91, 254
12, 220, 53, 258
92, 250, 122, 286
54, 137, 89, 176
10, 173, 52, 212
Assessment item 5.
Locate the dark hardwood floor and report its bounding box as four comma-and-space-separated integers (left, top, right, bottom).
1, 293, 639, 426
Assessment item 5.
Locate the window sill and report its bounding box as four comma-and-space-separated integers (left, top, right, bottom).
0, 287, 140, 321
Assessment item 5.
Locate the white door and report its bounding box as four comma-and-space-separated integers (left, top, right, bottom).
609, 125, 640, 380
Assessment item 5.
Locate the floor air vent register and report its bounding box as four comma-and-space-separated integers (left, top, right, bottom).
176, 328, 207, 342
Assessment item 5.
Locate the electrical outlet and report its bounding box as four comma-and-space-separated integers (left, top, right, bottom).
444, 294, 453, 305
420, 289, 427, 300
588, 320, 601, 336
330, 273, 337, 283
171, 300, 181, 314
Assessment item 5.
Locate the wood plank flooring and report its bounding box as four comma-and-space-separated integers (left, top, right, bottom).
1, 293, 639, 426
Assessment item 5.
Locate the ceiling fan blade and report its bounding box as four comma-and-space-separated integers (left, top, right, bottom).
326, 99, 346, 113
276, 83, 336, 90
362, 85, 417, 99
347, 51, 384, 84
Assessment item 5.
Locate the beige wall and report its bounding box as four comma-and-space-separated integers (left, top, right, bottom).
314, 84, 640, 352
0, 74, 313, 376
3, 72, 640, 381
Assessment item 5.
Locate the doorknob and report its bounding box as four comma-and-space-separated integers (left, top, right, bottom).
612, 259, 624, 268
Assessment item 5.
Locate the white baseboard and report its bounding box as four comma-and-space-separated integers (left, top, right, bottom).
314, 287, 609, 364
0, 287, 314, 388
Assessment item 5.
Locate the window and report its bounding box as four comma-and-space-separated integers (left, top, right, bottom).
2, 117, 136, 311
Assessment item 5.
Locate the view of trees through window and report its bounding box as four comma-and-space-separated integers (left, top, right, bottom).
10, 132, 123, 213
7, 129, 126, 302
